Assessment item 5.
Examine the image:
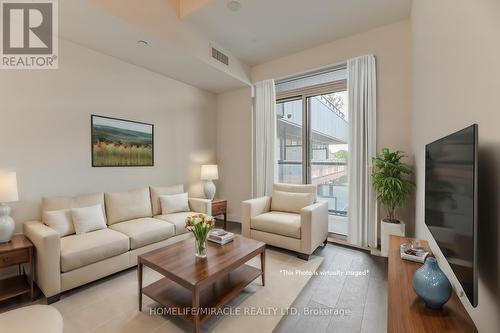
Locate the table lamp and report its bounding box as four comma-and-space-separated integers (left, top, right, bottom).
0, 171, 18, 243
201, 165, 218, 200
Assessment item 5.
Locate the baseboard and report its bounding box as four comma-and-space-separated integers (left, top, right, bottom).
328, 236, 373, 252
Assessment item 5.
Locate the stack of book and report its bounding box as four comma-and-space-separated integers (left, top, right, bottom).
208, 229, 234, 245
400, 242, 429, 263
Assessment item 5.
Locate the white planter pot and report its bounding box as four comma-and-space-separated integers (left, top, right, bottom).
380, 219, 405, 257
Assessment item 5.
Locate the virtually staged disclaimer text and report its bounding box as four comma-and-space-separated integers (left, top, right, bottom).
279, 269, 370, 277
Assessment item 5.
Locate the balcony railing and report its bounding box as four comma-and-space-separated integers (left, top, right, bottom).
277, 160, 348, 216
277, 96, 348, 144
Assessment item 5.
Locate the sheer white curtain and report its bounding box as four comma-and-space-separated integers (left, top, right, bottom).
347, 55, 378, 248
252, 79, 276, 197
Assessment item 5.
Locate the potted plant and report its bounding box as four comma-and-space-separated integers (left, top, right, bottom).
372, 148, 414, 257
185, 213, 215, 258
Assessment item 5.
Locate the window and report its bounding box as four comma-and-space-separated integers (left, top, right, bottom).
276, 68, 348, 235
276, 98, 303, 184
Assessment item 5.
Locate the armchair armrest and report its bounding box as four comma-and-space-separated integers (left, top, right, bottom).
300, 201, 328, 255
188, 197, 212, 215
241, 196, 271, 237
23, 221, 61, 298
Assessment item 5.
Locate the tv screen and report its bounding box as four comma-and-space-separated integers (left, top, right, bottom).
425, 124, 478, 307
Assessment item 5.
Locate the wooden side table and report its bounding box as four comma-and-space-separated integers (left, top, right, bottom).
211, 199, 227, 230
0, 235, 35, 302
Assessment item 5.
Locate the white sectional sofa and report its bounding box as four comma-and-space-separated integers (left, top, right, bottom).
23, 185, 211, 303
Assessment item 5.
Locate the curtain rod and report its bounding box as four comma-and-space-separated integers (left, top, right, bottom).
274, 62, 347, 85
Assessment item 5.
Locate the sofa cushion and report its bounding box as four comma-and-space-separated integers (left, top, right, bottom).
273, 183, 317, 201
42, 209, 75, 237
251, 211, 301, 239
60, 229, 129, 272
71, 205, 107, 234
42, 192, 106, 222
159, 193, 190, 214
154, 212, 196, 235
150, 185, 184, 216
105, 188, 152, 225
271, 190, 314, 214
109, 218, 175, 249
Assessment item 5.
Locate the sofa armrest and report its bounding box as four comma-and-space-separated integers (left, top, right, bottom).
23, 221, 61, 298
300, 201, 328, 255
188, 197, 212, 215
241, 196, 271, 237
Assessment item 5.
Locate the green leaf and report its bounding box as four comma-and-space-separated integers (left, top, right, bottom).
372, 148, 414, 220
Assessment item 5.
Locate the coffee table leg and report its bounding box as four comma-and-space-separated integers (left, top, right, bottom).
261, 249, 266, 286
138, 261, 143, 312
192, 287, 200, 333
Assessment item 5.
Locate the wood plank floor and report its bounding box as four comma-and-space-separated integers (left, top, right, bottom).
222, 221, 388, 333
272, 242, 388, 333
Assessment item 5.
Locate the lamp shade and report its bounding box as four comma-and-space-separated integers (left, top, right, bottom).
0, 172, 18, 203
200, 165, 218, 180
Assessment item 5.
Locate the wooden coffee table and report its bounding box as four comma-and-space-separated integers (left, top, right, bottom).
138, 235, 265, 333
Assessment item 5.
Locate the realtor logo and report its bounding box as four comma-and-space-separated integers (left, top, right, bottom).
1, 0, 58, 69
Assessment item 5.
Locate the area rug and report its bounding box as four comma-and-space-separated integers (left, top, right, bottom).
51, 249, 323, 333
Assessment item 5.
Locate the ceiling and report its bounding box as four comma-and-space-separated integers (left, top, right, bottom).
58, 0, 411, 93
186, 0, 412, 65
59, 0, 250, 93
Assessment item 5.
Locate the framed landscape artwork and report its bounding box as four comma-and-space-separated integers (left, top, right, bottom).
91, 115, 154, 167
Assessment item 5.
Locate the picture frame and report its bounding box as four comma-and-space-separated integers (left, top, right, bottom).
91, 115, 154, 167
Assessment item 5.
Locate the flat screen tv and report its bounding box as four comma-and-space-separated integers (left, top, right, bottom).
425, 124, 478, 307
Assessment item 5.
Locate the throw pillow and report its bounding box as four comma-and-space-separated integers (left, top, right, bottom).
159, 192, 190, 214
271, 190, 314, 214
71, 204, 107, 234
42, 209, 75, 237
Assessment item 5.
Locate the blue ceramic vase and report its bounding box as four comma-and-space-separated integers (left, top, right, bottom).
412, 257, 452, 309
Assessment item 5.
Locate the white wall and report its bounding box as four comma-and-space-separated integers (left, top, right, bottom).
0, 39, 217, 232
216, 87, 253, 221
411, 1, 500, 332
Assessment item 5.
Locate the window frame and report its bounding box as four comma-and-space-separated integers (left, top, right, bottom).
276, 79, 347, 185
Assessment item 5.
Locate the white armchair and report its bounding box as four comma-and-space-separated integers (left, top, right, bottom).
241, 184, 328, 260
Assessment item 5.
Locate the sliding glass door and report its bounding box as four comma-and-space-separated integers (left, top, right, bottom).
276, 98, 304, 184
308, 92, 349, 235
276, 82, 349, 235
